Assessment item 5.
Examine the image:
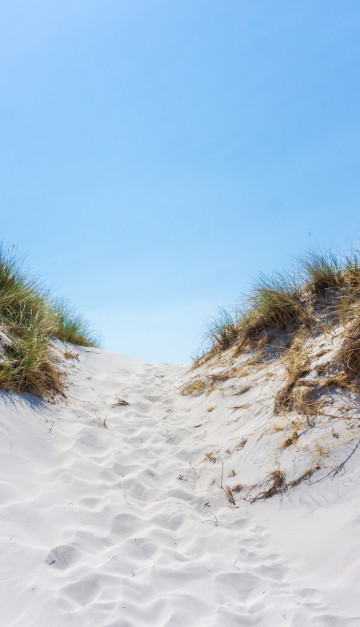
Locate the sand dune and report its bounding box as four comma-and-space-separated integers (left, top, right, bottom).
1, 341, 360, 626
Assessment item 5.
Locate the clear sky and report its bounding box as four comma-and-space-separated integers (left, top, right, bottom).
1, 1, 360, 363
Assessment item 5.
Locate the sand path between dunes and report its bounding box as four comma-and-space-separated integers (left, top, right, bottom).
0, 347, 359, 626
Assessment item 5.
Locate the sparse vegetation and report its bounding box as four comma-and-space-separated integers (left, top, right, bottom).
280, 430, 299, 449
64, 350, 79, 360
248, 466, 319, 502
0, 246, 97, 398
203, 451, 217, 464
223, 483, 236, 506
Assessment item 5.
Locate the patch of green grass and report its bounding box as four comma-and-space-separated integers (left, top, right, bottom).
205, 308, 239, 354
237, 272, 307, 351
0, 246, 98, 398
52, 300, 98, 347
300, 250, 344, 297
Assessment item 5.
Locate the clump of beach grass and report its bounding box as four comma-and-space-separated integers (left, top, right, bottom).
0, 246, 97, 398
236, 272, 308, 352
205, 308, 240, 355
201, 271, 309, 359
199, 246, 360, 364
301, 251, 345, 297
52, 299, 97, 347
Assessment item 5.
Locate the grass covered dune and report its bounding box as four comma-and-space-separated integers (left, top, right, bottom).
0, 247, 97, 398
203, 248, 360, 376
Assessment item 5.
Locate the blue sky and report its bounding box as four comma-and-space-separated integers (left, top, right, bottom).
1, 1, 360, 362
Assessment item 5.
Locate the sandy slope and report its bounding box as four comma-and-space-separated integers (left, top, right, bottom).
1, 343, 360, 626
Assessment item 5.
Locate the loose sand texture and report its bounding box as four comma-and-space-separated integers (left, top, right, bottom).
1, 336, 360, 626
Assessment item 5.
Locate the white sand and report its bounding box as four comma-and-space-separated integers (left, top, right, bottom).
1, 339, 360, 626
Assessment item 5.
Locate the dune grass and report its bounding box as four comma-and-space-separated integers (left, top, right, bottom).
236, 272, 308, 352
202, 247, 360, 375
52, 300, 97, 347
205, 309, 239, 353
205, 271, 308, 356
0, 248, 98, 398
301, 251, 345, 296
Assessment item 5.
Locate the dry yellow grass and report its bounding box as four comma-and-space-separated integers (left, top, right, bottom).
337, 317, 360, 377
280, 430, 299, 449
181, 379, 207, 396
250, 466, 319, 502
64, 350, 79, 360
202, 451, 217, 464
273, 423, 284, 432
223, 483, 236, 506
111, 398, 130, 407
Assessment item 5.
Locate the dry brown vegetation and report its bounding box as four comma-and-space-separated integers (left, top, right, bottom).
203, 451, 217, 464
223, 483, 236, 506
111, 398, 130, 407
64, 350, 79, 360
274, 331, 311, 413
181, 379, 207, 396
249, 466, 320, 502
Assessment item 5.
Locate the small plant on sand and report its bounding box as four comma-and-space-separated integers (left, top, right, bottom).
254, 469, 286, 500
203, 451, 217, 464
223, 483, 236, 506
248, 466, 319, 502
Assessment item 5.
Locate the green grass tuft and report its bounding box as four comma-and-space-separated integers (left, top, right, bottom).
300, 251, 344, 296
52, 300, 99, 347
237, 272, 307, 350
205, 308, 240, 353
